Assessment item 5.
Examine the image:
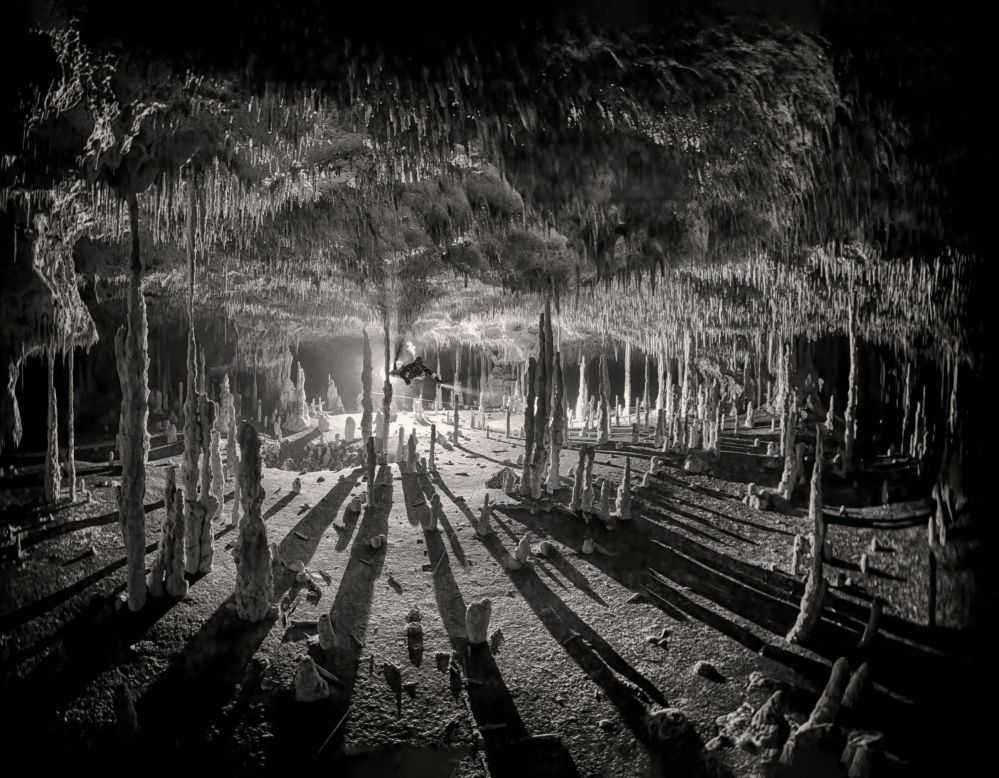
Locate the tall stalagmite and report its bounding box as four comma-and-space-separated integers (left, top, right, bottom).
575, 353, 588, 426
148, 465, 187, 598
115, 191, 150, 612
66, 348, 76, 501
520, 358, 536, 496
623, 340, 631, 419
361, 329, 373, 450
227, 414, 240, 526
615, 456, 632, 519
598, 350, 611, 444
531, 314, 550, 497
679, 333, 691, 426
642, 352, 651, 415
787, 427, 827, 644
234, 423, 272, 621
843, 297, 859, 472
382, 312, 392, 463
44, 349, 59, 502
547, 352, 564, 493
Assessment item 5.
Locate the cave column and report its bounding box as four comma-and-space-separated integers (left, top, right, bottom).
843, 297, 859, 473
381, 310, 392, 463
623, 340, 631, 420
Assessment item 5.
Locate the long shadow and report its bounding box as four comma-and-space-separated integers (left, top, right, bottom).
652, 499, 757, 545
414, 481, 579, 778
133, 469, 361, 756
455, 443, 514, 467
438, 486, 668, 712
474, 528, 672, 774
543, 549, 607, 606
273, 464, 393, 767
263, 491, 298, 521
416, 474, 466, 566
633, 501, 735, 547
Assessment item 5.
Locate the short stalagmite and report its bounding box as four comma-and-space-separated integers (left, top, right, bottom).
615, 456, 632, 519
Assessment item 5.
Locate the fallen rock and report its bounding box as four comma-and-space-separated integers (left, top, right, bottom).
694, 660, 726, 682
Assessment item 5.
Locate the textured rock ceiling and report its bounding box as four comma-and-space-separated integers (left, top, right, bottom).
0, 0, 989, 363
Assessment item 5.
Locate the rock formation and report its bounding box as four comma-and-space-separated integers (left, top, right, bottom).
547, 351, 565, 493
465, 598, 492, 644
148, 465, 188, 598
615, 456, 632, 519
787, 427, 827, 644
598, 350, 611, 445
361, 329, 373, 454
234, 423, 272, 621
520, 357, 536, 496
326, 373, 344, 413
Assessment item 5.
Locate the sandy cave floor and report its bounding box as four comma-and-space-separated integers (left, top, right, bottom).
0, 409, 980, 777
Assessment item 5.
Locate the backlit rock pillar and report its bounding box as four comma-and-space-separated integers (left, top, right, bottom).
575, 353, 588, 426
361, 329, 373, 453
382, 313, 392, 464
44, 348, 59, 502
623, 340, 631, 420
679, 333, 691, 428
520, 358, 537, 496
67, 348, 76, 501
531, 315, 550, 497
234, 423, 272, 621
148, 465, 187, 598
182, 329, 204, 574
115, 190, 150, 612
546, 352, 564, 493
641, 352, 650, 418
598, 350, 611, 445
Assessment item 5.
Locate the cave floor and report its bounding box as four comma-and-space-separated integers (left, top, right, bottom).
0, 409, 979, 776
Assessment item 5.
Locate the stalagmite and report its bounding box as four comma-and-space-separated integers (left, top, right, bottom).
598, 350, 611, 445
547, 352, 564, 493
429, 424, 436, 471
614, 457, 632, 519
576, 353, 588, 426
210, 428, 224, 520
581, 447, 596, 513
366, 437, 376, 501
787, 427, 827, 644
531, 316, 550, 498
148, 466, 187, 598
227, 416, 240, 525
361, 330, 373, 456
623, 340, 632, 420
843, 297, 859, 473
234, 423, 272, 621
66, 348, 76, 501
465, 598, 492, 644
326, 373, 344, 413
506, 404, 512, 437
776, 397, 800, 501
219, 374, 233, 432
294, 657, 330, 702
382, 314, 393, 462
597, 478, 612, 519
44, 349, 59, 502
407, 430, 418, 472
395, 426, 405, 465
115, 191, 150, 611
452, 404, 460, 443
570, 445, 588, 510
520, 358, 536, 496
478, 493, 495, 536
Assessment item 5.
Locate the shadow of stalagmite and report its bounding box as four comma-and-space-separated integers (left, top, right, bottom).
274, 464, 393, 766
133, 469, 361, 759
411, 478, 579, 778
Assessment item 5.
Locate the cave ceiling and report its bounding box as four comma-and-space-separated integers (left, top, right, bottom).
0, 0, 989, 364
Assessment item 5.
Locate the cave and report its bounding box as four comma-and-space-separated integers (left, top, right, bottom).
0, 1, 992, 776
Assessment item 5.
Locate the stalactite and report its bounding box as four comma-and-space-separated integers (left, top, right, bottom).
149, 465, 187, 598
520, 357, 536, 496
787, 426, 827, 644
598, 349, 611, 445
546, 351, 564, 493
44, 348, 59, 503
234, 423, 272, 621
67, 348, 76, 501
115, 190, 150, 612
361, 329, 373, 454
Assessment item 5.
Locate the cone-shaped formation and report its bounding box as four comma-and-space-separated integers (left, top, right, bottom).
570, 445, 588, 510
787, 426, 827, 644
234, 423, 272, 622
576, 353, 588, 425
326, 373, 344, 413
429, 424, 437, 471
209, 427, 224, 520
